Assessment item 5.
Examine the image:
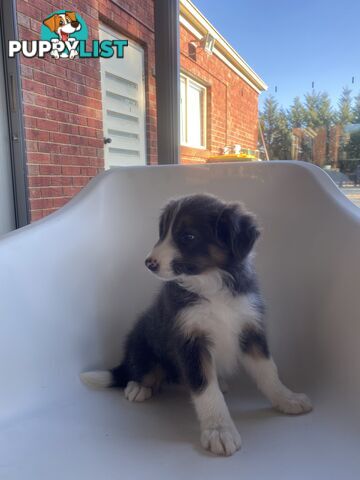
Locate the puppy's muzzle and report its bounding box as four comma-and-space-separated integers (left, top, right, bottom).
145, 256, 159, 273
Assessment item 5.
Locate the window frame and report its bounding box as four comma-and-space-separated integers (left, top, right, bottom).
180, 73, 207, 149
0, 0, 29, 227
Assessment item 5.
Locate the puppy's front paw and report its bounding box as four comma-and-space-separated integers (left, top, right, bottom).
201, 425, 241, 456
274, 392, 313, 415
124, 381, 152, 402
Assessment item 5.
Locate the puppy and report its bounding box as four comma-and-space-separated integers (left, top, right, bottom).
81, 194, 312, 456
43, 12, 81, 59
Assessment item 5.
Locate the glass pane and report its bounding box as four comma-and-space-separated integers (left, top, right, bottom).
187, 81, 204, 147
180, 77, 187, 145
259, 93, 360, 207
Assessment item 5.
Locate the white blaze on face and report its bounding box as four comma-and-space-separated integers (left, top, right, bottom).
147, 228, 179, 280
58, 14, 78, 36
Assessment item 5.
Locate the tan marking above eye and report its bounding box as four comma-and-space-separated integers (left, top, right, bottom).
209, 245, 227, 264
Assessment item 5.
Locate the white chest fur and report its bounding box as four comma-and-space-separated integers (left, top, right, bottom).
177, 273, 259, 377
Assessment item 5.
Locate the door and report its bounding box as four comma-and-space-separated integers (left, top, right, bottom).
0, 32, 15, 235
100, 25, 147, 168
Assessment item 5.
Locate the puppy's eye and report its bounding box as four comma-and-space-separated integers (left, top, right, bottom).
59, 20, 64, 26
181, 233, 196, 243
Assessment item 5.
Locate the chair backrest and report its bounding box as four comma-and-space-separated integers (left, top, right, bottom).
0, 161, 359, 419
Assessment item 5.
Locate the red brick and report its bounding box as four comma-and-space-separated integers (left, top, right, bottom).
33, 71, 57, 87
62, 186, 82, 196
50, 176, 73, 186
20, 0, 158, 221
41, 187, 63, 197
27, 152, 51, 163
53, 197, 70, 208
36, 119, 59, 132
25, 129, 50, 141
31, 210, 45, 221
39, 165, 62, 175
30, 198, 54, 210
34, 95, 58, 109
21, 76, 40, 94
61, 166, 81, 176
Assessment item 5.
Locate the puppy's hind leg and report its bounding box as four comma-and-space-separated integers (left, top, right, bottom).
239, 325, 313, 415
122, 324, 164, 403
124, 381, 153, 402
124, 365, 165, 403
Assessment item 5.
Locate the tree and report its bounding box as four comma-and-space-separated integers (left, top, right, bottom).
303, 90, 334, 129
276, 108, 292, 159
336, 87, 354, 125
353, 92, 360, 124
288, 96, 305, 128
259, 95, 279, 159
345, 131, 360, 159
317, 92, 334, 127
259, 96, 291, 160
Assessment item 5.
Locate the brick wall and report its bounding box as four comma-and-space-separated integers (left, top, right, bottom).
16, 1, 260, 219
180, 24, 259, 164
16, 0, 157, 221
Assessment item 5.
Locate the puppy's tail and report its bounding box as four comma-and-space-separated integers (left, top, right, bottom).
80, 363, 129, 389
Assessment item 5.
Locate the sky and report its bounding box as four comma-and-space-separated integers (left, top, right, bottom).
193, 0, 360, 111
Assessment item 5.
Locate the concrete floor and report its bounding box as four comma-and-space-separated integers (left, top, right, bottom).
341, 187, 360, 208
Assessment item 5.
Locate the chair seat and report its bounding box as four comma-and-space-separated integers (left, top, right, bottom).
1, 384, 358, 480
0, 162, 359, 478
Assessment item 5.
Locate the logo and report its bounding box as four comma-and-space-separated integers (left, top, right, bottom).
8, 11, 128, 59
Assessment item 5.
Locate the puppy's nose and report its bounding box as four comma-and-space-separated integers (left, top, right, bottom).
145, 257, 159, 272
71, 21, 80, 28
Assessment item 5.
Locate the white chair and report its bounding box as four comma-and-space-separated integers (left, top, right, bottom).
0, 161, 359, 479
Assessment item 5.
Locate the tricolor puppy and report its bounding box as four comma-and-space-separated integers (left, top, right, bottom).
43, 12, 81, 59
81, 194, 312, 456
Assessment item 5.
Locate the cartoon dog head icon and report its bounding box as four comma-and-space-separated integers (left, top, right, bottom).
43, 12, 81, 41
43, 12, 82, 59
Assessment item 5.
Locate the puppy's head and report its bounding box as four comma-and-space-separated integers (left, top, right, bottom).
145, 194, 260, 281
43, 12, 81, 41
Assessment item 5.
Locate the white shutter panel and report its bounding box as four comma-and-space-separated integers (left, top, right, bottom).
100, 25, 146, 167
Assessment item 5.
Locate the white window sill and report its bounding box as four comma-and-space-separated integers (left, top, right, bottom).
181, 144, 207, 150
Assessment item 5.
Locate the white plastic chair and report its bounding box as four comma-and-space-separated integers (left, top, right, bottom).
0, 161, 359, 479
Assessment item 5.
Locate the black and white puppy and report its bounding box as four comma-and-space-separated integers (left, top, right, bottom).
81, 194, 312, 456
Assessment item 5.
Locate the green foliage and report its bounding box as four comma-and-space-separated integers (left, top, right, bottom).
288, 96, 305, 128
336, 87, 354, 125
345, 131, 360, 159
302, 90, 333, 128
353, 93, 360, 124
259, 87, 360, 161
259, 95, 291, 160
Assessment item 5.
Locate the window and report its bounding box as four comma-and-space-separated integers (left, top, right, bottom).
180, 74, 206, 149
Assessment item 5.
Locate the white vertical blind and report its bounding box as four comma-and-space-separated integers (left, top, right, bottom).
180, 76, 187, 144
187, 81, 203, 147
180, 74, 206, 148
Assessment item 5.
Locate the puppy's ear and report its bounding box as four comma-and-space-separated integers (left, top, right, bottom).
43, 14, 57, 32
66, 11, 77, 22
216, 203, 260, 260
